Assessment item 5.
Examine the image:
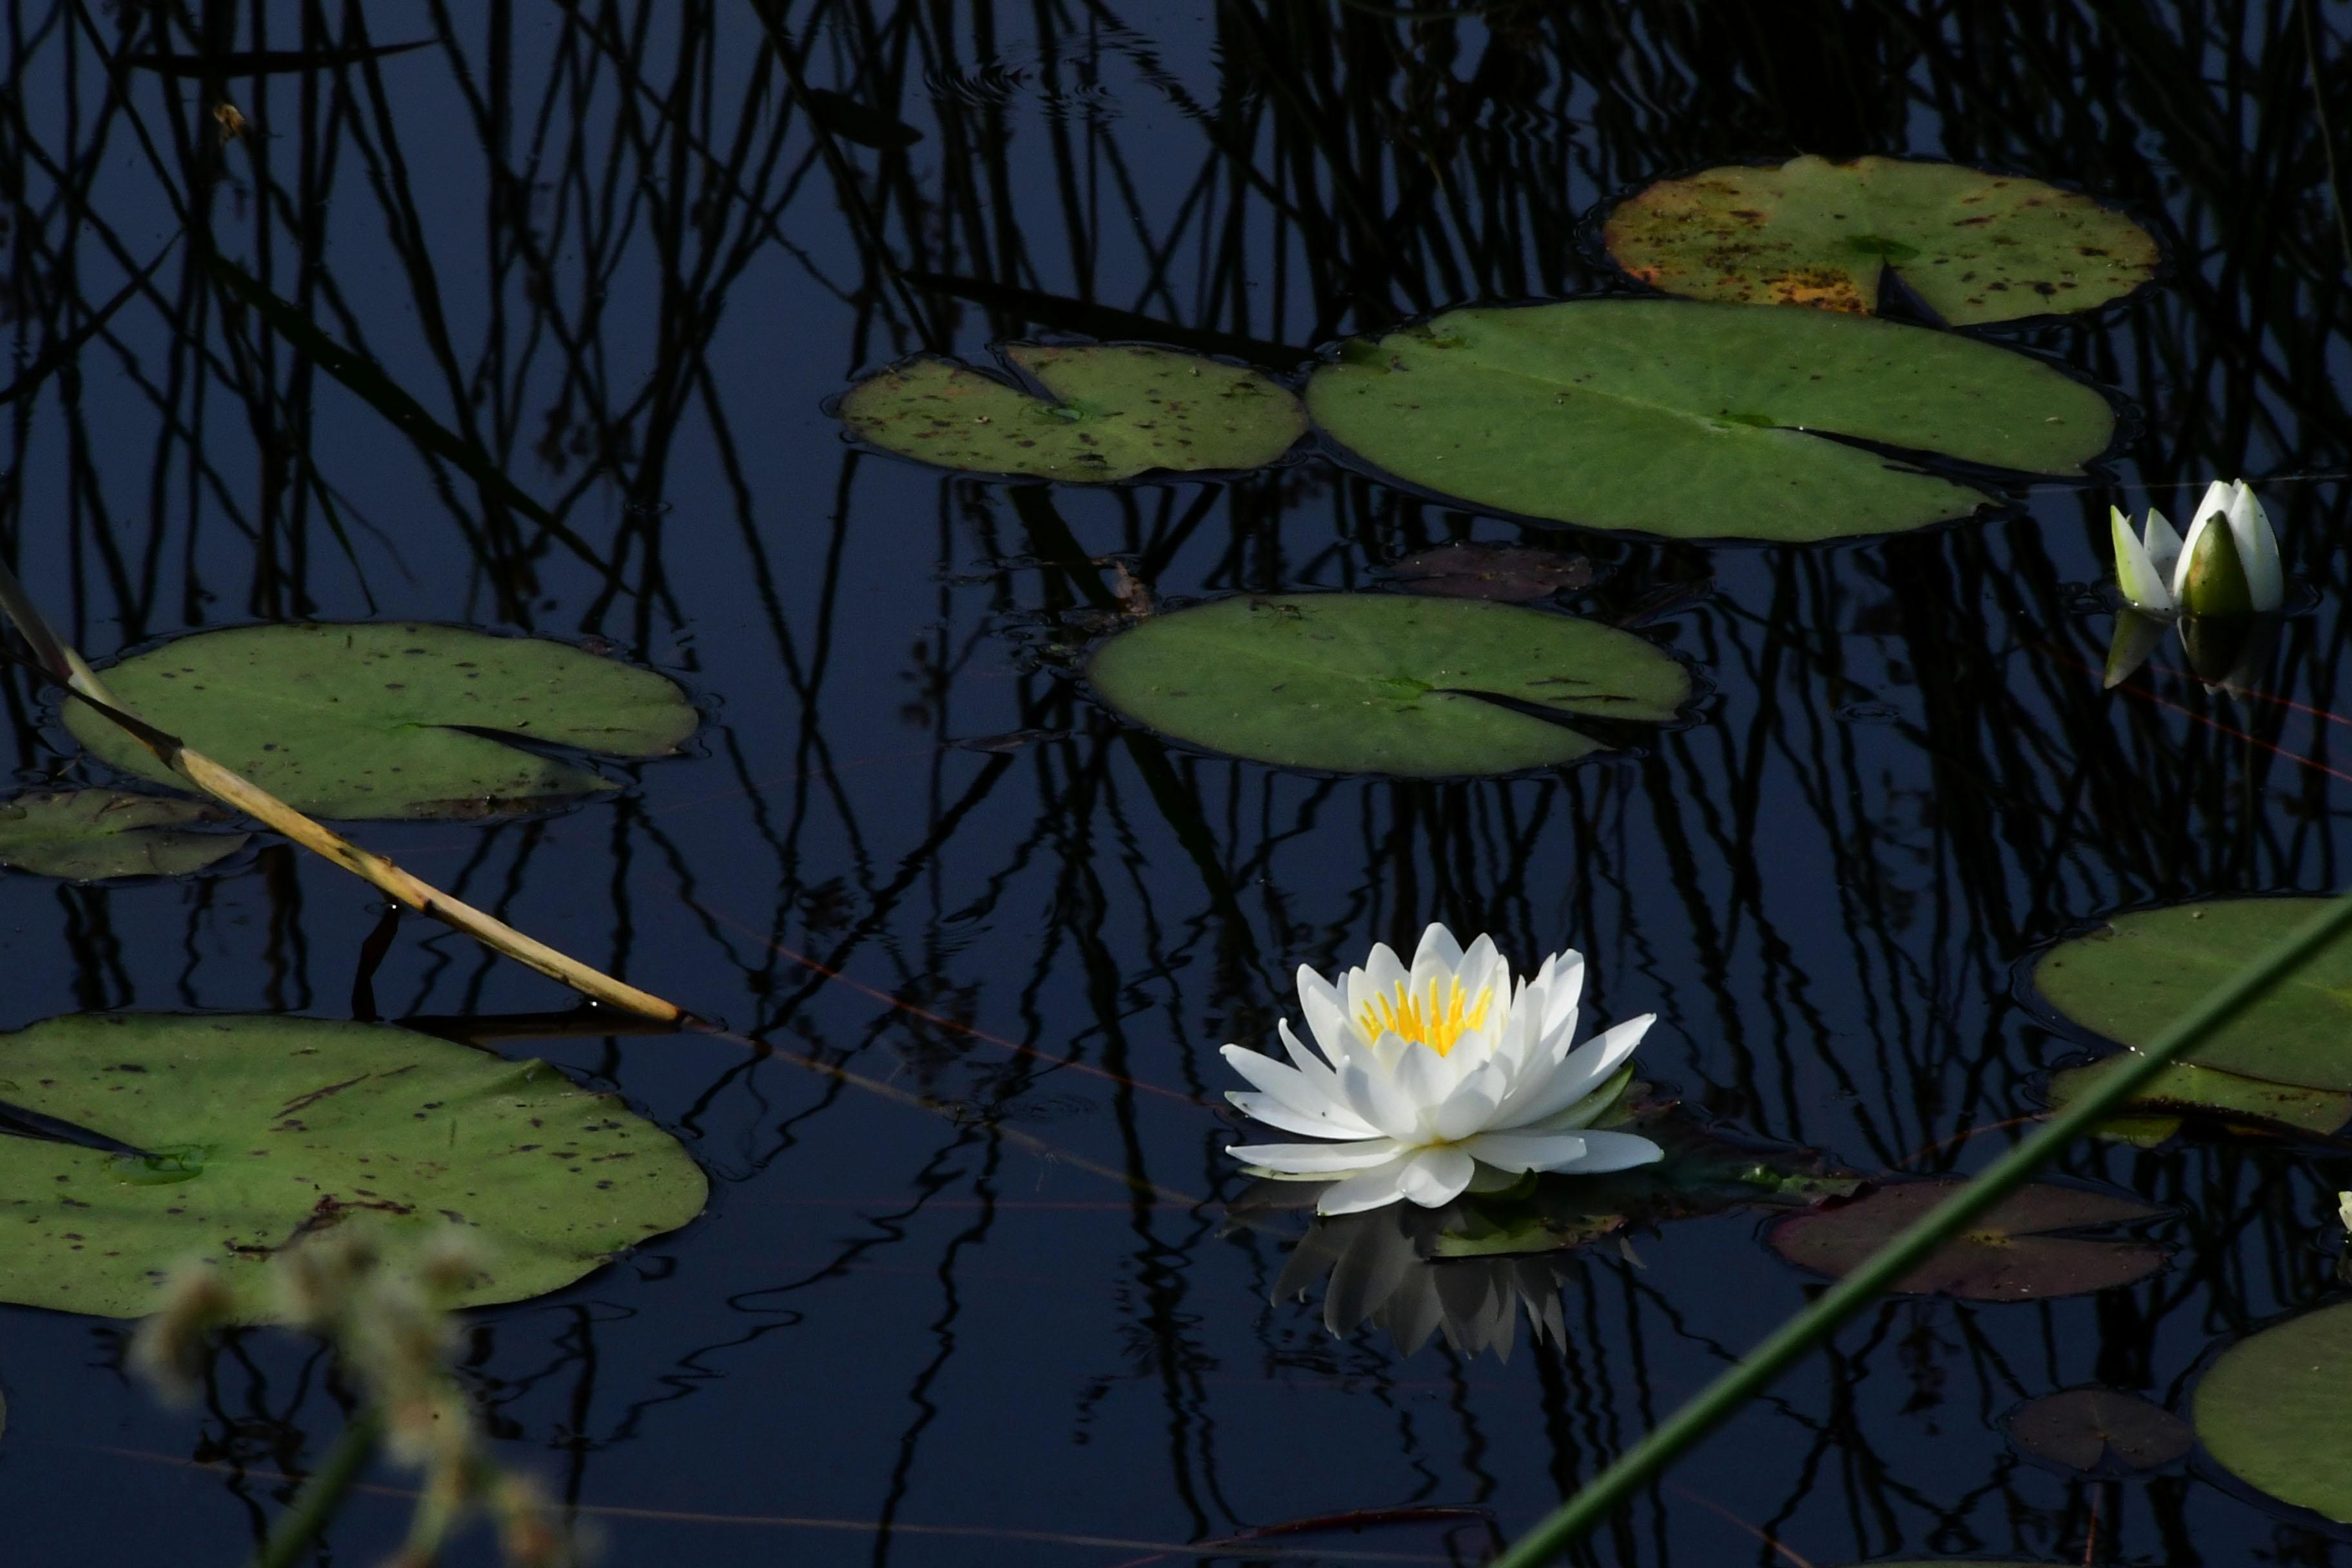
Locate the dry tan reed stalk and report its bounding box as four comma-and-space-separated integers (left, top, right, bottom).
0, 564, 683, 1023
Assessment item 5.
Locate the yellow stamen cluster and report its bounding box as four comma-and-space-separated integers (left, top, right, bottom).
1358, 978, 1493, 1056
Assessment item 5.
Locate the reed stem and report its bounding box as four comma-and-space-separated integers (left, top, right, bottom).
1489, 887, 2352, 1567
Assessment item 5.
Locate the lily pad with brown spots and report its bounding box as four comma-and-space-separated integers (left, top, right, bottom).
64, 622, 698, 821
838, 343, 1306, 481
1602, 156, 2158, 326
0, 1012, 707, 1320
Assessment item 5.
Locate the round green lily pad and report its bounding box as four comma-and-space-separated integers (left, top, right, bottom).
2034, 899, 2352, 1092
1303, 300, 2113, 542
1602, 156, 2159, 326
63, 622, 698, 821
2006, 1387, 2191, 1473
0, 1012, 707, 1320
1768, 1181, 2166, 1300
838, 343, 1306, 480
2195, 1302, 2352, 1522
0, 790, 248, 880
1084, 593, 1689, 776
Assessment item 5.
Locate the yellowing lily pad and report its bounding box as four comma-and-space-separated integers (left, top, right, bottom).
838, 344, 1305, 480
2034, 899, 2352, 1092
1602, 156, 2159, 326
0, 789, 248, 880
64, 622, 698, 821
1768, 1181, 2166, 1300
1084, 593, 1689, 776
0, 1012, 707, 1320
1303, 300, 2113, 542
2195, 1302, 2352, 1523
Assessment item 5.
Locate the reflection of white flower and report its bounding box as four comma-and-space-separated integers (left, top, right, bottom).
2112, 480, 2282, 617
1221, 923, 1662, 1216
1273, 1200, 1574, 1361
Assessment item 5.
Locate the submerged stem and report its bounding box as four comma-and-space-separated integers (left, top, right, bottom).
1489, 888, 2352, 1567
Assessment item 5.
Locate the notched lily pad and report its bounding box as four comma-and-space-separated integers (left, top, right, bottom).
2034, 899, 2352, 1092
2006, 1387, 2191, 1474
0, 789, 248, 880
1384, 544, 1594, 603
1304, 300, 2114, 542
2044, 1055, 2352, 1146
1084, 593, 1690, 776
838, 343, 1306, 481
1602, 156, 2159, 326
2195, 1302, 2352, 1523
63, 622, 698, 821
0, 1012, 707, 1319
1768, 1180, 2167, 1300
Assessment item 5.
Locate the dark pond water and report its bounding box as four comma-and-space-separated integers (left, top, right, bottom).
4, 3, 2350, 1564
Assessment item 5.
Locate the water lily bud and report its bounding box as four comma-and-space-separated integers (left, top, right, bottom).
2110, 506, 2175, 614
2176, 505, 2256, 616
2226, 480, 2284, 611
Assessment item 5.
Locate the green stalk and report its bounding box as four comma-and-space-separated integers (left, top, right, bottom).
248, 1409, 384, 1568
1490, 888, 2352, 1568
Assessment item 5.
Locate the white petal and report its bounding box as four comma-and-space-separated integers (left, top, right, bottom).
1295, 966, 1350, 1061
2112, 505, 2175, 614
1317, 1159, 1412, 1215
2142, 504, 2183, 580
1228, 1137, 1400, 1175
1411, 922, 1465, 979
1542, 1129, 1666, 1174
1541, 951, 1587, 1037
1229, 1090, 1378, 1139
1275, 1019, 1346, 1098
1391, 1045, 1450, 1138
1222, 1043, 1355, 1124
1396, 1146, 1476, 1208
2192, 478, 2234, 531
1429, 1061, 1507, 1142
1340, 1058, 1420, 1141
1358, 943, 1407, 1004
1458, 1129, 1587, 1173
2171, 505, 2213, 602
2229, 481, 2282, 611
1497, 1014, 1654, 1129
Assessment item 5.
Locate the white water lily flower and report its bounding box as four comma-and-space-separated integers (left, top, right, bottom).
1222, 923, 1663, 1215
2339, 1190, 2352, 1235
2112, 480, 2281, 616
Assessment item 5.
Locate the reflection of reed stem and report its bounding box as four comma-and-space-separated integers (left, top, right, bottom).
0, 560, 685, 1023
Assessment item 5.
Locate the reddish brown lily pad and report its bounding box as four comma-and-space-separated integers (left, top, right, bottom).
1385, 545, 1594, 603
2006, 1387, 2191, 1473
1768, 1181, 2166, 1300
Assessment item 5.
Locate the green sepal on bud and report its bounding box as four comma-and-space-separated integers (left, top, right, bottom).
2178, 509, 2257, 616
